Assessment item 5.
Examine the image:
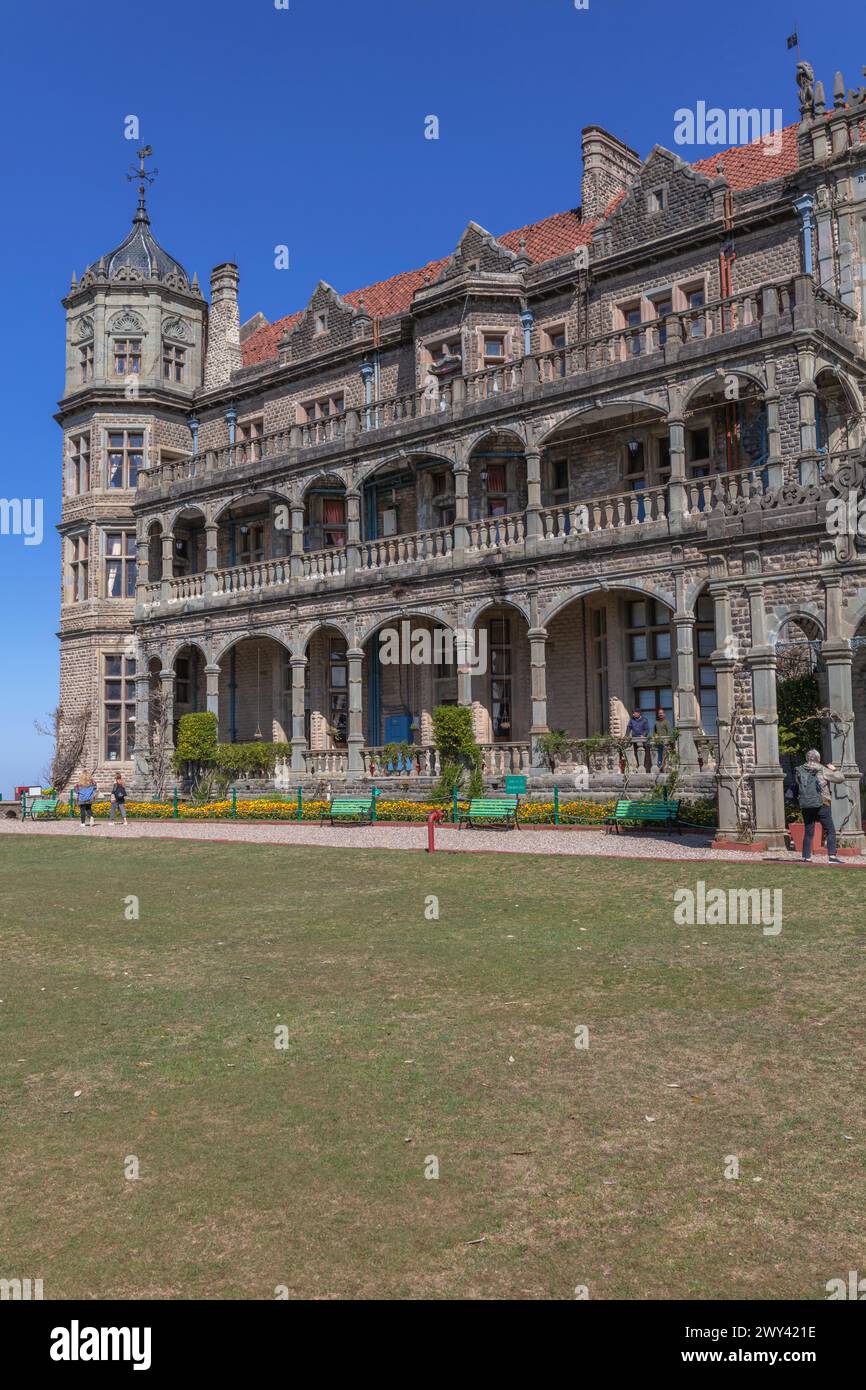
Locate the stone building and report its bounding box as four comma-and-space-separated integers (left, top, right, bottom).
57, 61, 866, 847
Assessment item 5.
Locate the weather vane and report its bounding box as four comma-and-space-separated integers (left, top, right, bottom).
127, 144, 158, 203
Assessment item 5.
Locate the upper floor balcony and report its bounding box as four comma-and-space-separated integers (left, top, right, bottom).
135, 452, 851, 618
137, 274, 861, 504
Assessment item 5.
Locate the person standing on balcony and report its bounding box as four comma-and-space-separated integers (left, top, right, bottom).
625, 706, 650, 773
653, 708, 673, 770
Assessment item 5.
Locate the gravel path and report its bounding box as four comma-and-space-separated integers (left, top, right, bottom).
2, 816, 863, 866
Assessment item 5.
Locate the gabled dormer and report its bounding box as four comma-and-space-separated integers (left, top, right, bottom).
285, 281, 372, 360
591, 147, 727, 258
435, 221, 521, 282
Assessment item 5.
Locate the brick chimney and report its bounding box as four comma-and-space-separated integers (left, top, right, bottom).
204, 262, 242, 388
580, 126, 641, 223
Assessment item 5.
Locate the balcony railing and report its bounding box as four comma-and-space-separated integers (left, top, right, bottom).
277, 736, 719, 786
136, 462, 792, 611
137, 275, 859, 496
359, 524, 453, 572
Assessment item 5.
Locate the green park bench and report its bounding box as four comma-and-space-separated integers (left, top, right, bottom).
24, 793, 59, 821
605, 799, 681, 834
459, 795, 520, 830
321, 796, 375, 826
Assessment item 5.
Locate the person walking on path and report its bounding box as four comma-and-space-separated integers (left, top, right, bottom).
653, 708, 673, 770
110, 774, 128, 826
793, 749, 845, 863
75, 774, 98, 827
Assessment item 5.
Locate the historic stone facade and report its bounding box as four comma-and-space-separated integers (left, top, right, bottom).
57, 62, 866, 847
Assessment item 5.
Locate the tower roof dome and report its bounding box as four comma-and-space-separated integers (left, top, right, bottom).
83, 203, 190, 289
79, 147, 193, 292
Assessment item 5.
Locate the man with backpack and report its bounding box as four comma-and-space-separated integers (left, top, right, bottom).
792, 749, 844, 863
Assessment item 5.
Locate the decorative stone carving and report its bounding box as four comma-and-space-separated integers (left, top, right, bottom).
112, 265, 145, 283
74, 314, 94, 342
829, 458, 866, 493
162, 315, 192, 343
797, 60, 815, 118
107, 308, 146, 335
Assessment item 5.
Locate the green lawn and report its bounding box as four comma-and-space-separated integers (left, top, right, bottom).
1, 838, 864, 1300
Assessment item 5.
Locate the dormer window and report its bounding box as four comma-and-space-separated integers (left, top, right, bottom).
314, 310, 328, 334
114, 339, 141, 375
162, 343, 186, 383
646, 186, 667, 215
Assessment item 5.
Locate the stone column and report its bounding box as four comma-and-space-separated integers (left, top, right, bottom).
204, 521, 219, 595
290, 504, 305, 579
525, 448, 542, 547
745, 578, 787, 847
133, 671, 152, 786
159, 668, 176, 756
672, 589, 700, 773
290, 654, 308, 771
667, 412, 687, 521
345, 489, 361, 577
453, 462, 469, 560
528, 625, 549, 769
821, 575, 865, 849
347, 646, 364, 773
763, 358, 784, 491
160, 533, 174, 601
796, 347, 820, 485
710, 581, 740, 838
204, 663, 220, 730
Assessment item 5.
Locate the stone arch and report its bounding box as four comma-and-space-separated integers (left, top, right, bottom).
165, 636, 210, 669
815, 363, 864, 452
211, 627, 293, 664
815, 360, 864, 414
296, 617, 352, 655
299, 468, 351, 501
166, 502, 207, 535
354, 447, 456, 491
357, 606, 456, 646
681, 367, 767, 413
464, 429, 529, 520
539, 579, 675, 629
465, 594, 531, 629
212, 487, 291, 525
461, 422, 528, 457
534, 396, 668, 449
767, 604, 825, 650
213, 632, 295, 746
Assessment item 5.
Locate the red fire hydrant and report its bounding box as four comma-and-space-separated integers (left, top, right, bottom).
426, 809, 444, 853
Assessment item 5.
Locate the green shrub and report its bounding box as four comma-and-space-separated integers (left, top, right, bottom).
172, 712, 218, 771
214, 742, 291, 779
430, 707, 483, 800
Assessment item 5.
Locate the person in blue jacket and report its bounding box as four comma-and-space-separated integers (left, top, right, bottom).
75, 774, 98, 827
625, 706, 650, 773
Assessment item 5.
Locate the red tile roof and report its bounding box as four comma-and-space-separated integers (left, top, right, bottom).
241, 126, 800, 367
692, 121, 799, 188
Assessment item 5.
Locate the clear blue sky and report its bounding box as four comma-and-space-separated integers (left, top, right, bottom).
0, 0, 863, 796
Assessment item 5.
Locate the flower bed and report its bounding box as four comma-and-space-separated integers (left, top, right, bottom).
79, 795, 717, 828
